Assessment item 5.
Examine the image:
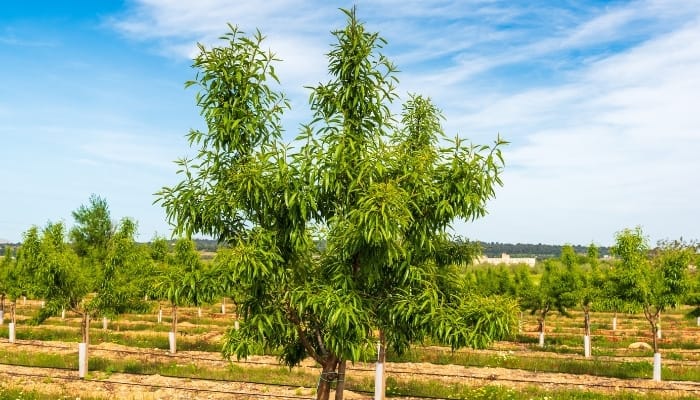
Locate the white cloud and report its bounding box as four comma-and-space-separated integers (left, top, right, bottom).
107, 0, 700, 244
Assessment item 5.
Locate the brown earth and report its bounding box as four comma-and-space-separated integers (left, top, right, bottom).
1, 339, 700, 399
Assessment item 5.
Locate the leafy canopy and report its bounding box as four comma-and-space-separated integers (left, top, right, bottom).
156, 9, 511, 394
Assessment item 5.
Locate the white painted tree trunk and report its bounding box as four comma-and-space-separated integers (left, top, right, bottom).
653, 352, 662, 381
518, 312, 523, 333
102, 317, 108, 330
40, 301, 45, 308
197, 307, 202, 317
657, 326, 662, 339
169, 331, 176, 354
234, 320, 240, 330
0, 310, 4, 325
583, 335, 591, 358
697, 316, 700, 327
78, 342, 88, 378
539, 332, 545, 347
374, 341, 385, 400
221, 299, 226, 315
158, 308, 163, 324
8, 322, 15, 343
22, 296, 26, 305
612, 316, 617, 331
61, 309, 66, 320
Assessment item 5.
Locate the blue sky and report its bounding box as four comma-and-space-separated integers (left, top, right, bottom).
2, 0, 699, 246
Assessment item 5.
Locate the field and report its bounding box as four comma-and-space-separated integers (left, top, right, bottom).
0, 300, 699, 400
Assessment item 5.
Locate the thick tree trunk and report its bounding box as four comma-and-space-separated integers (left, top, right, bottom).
316, 358, 339, 400
334, 359, 346, 400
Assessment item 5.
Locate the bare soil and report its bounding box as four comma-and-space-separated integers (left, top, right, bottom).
1, 338, 700, 399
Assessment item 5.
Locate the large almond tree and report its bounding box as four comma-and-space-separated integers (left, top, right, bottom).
157, 8, 512, 400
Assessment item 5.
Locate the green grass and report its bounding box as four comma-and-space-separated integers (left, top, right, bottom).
387, 347, 700, 381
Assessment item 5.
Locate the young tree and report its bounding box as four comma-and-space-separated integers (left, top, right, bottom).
18, 222, 93, 376
92, 218, 152, 330
70, 194, 113, 262
609, 227, 692, 381
156, 9, 510, 400
522, 258, 578, 347
152, 238, 212, 353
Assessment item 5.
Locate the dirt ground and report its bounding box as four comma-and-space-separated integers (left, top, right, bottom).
2, 339, 700, 399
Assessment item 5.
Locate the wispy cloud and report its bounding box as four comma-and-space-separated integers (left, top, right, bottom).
105, 0, 700, 244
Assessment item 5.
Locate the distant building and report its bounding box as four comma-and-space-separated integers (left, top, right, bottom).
475, 253, 536, 267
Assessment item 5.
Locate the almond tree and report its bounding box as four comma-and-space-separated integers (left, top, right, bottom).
152, 238, 213, 353
17, 222, 93, 376
522, 258, 578, 347
156, 8, 511, 400
609, 227, 692, 381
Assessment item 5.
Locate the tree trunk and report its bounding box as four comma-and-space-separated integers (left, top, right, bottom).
79, 312, 90, 378
316, 358, 339, 400
0, 294, 5, 324
375, 331, 387, 400
612, 312, 618, 331
169, 304, 178, 354
8, 301, 16, 343
334, 359, 346, 400
538, 317, 545, 347
221, 297, 226, 315
519, 311, 523, 332
583, 307, 591, 358
653, 352, 662, 381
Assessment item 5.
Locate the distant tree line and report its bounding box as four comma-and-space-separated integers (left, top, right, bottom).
478, 241, 610, 259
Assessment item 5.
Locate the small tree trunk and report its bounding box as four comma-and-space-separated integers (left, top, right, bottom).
197, 307, 202, 318
334, 359, 346, 400
158, 304, 163, 324
102, 317, 108, 330
519, 311, 523, 333
583, 307, 591, 358
169, 304, 177, 354
22, 296, 26, 306
8, 301, 16, 343
0, 294, 5, 325
374, 331, 387, 400
221, 298, 226, 314
653, 352, 662, 381
612, 312, 618, 331
61, 308, 66, 320
538, 317, 545, 347
79, 312, 90, 378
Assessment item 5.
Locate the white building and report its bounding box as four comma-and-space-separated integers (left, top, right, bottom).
475, 253, 536, 267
